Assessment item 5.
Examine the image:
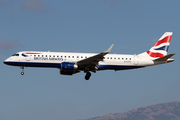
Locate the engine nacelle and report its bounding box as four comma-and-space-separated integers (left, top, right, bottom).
60, 62, 78, 75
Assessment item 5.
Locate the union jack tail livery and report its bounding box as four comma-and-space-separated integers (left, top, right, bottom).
147, 32, 172, 58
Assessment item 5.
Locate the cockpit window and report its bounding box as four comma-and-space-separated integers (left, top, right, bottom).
12, 54, 19, 56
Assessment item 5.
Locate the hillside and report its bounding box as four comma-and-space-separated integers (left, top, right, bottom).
78, 101, 180, 120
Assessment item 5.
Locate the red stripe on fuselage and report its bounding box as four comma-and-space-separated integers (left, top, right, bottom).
153, 35, 172, 47
22, 53, 41, 54
147, 51, 164, 58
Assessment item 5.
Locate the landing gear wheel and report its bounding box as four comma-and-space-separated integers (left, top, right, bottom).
20, 66, 24, 75
85, 72, 91, 80
21, 72, 24, 75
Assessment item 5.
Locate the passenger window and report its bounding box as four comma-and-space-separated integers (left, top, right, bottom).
49, 55, 51, 57
122, 58, 124, 60
65, 56, 66, 58
85, 56, 87, 58
129, 58, 131, 60
46, 55, 47, 57
114, 57, 116, 59
72, 56, 74, 58
81, 56, 83, 58
118, 58, 120, 60
61, 56, 63, 58
110, 57, 112, 59
69, 56, 70, 58
57, 56, 59, 57
34, 55, 36, 57
77, 56, 79, 58
42, 55, 43, 57
126, 58, 128, 60
38, 55, 40, 57
53, 55, 55, 57
107, 57, 109, 59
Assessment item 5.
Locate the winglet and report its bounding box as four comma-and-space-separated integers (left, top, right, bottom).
77, 44, 114, 65
104, 44, 114, 53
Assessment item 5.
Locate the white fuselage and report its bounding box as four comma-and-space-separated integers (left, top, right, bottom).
4, 51, 155, 71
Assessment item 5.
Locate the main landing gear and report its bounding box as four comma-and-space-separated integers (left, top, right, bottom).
20, 66, 24, 75
85, 72, 91, 80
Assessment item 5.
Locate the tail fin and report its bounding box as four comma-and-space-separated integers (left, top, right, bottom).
146, 32, 173, 58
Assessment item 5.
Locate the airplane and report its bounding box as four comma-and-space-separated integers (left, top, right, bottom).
4, 32, 175, 80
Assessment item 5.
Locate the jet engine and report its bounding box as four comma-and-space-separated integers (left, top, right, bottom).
60, 62, 79, 75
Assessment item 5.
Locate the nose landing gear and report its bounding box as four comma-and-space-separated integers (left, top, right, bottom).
20, 66, 24, 75
21, 71, 24, 75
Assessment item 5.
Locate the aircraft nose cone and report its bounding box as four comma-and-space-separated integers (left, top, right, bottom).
3, 58, 10, 65
3, 60, 8, 65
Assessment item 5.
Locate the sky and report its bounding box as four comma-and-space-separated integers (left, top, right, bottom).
0, 0, 180, 120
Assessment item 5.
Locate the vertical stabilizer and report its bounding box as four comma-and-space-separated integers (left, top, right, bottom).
138, 32, 173, 58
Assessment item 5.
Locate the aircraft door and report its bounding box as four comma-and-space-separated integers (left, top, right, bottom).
25, 54, 31, 61
134, 55, 138, 65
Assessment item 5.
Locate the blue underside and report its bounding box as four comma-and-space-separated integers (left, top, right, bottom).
96, 65, 144, 70
4, 62, 61, 68
4, 61, 144, 70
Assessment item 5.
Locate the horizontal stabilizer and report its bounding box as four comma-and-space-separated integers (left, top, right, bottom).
153, 53, 175, 61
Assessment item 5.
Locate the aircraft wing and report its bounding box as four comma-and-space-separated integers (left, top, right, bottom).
77, 44, 114, 66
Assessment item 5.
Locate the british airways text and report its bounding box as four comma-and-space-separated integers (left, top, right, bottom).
34, 57, 63, 61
